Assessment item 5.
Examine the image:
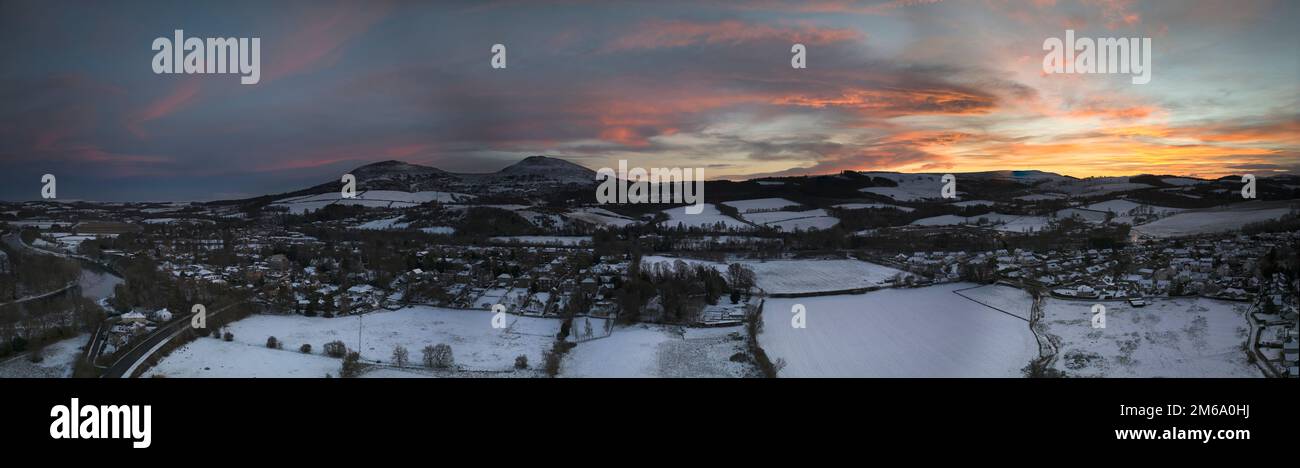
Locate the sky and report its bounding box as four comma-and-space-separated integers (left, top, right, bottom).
0, 0, 1297, 201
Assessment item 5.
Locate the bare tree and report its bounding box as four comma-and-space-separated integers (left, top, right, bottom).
391, 345, 409, 367
421, 345, 437, 368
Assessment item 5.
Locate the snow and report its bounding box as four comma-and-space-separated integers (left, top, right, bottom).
737, 208, 840, 231
1038, 177, 1154, 196
145, 338, 342, 378
659, 204, 752, 230
860, 184, 942, 201
911, 213, 1052, 233
741, 208, 825, 224
560, 324, 750, 377
1041, 297, 1260, 377
1083, 199, 1184, 216
759, 283, 1038, 377
356, 216, 410, 230
564, 207, 638, 227
721, 198, 799, 213
0, 333, 89, 378
953, 284, 1035, 320
272, 190, 473, 213
150, 307, 564, 375
1133, 204, 1293, 237
765, 216, 841, 231
640, 256, 908, 294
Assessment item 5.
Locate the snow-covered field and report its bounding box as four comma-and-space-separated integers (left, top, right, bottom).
640, 256, 908, 294
953, 284, 1035, 320
1041, 298, 1259, 377
563, 207, 638, 227
721, 198, 798, 213
1133, 204, 1293, 237
1054, 208, 1108, 224
560, 324, 751, 377
736, 208, 840, 231
759, 283, 1038, 377
0, 333, 89, 378
744, 259, 905, 294
271, 190, 474, 214
855, 173, 958, 201
147, 307, 563, 377
911, 212, 1052, 233
146, 338, 342, 378
765, 216, 841, 231
660, 204, 752, 230
356, 216, 410, 230
1082, 199, 1185, 224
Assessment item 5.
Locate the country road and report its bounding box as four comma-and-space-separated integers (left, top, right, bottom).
101, 302, 242, 378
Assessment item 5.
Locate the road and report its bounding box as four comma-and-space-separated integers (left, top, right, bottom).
100, 302, 241, 378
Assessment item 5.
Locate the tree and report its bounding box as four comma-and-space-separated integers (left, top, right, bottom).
266, 336, 279, 349
340, 351, 363, 378
424, 343, 454, 368
727, 263, 756, 292
391, 345, 409, 367
324, 340, 347, 358
299, 343, 312, 354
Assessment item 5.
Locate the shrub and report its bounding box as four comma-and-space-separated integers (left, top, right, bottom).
324, 340, 347, 358
222, 331, 233, 342
514, 354, 528, 369
299, 343, 312, 354
266, 336, 278, 349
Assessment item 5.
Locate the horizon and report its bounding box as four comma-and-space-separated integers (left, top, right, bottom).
0, 153, 1278, 204
1, 0, 1298, 201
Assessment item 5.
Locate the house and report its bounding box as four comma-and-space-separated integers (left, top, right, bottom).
580, 277, 598, 294
153, 308, 173, 322
120, 311, 149, 324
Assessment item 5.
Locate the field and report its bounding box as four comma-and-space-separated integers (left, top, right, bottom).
759, 283, 1038, 377
1133, 203, 1293, 237
0, 333, 89, 378
659, 204, 752, 230
1041, 297, 1260, 377
911, 213, 1052, 233
639, 256, 909, 294
559, 324, 751, 377
721, 198, 798, 212
271, 190, 474, 214
147, 307, 563, 377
